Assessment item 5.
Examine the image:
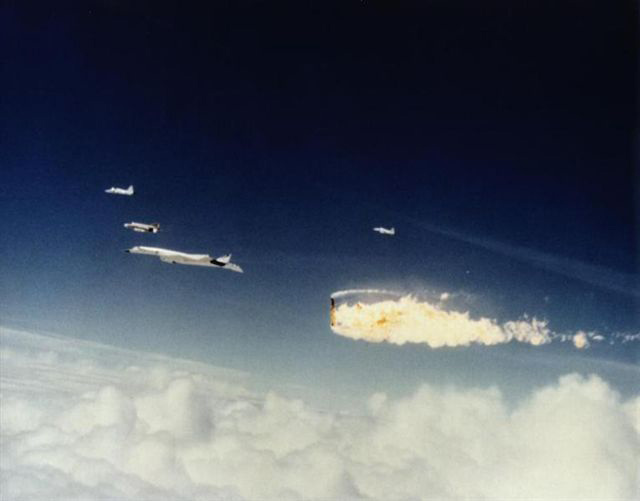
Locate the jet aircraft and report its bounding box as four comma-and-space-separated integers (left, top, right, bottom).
105, 185, 134, 196
373, 226, 395, 235
125, 246, 243, 273
124, 222, 160, 233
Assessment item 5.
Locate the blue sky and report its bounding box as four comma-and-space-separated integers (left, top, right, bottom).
1, 1, 637, 402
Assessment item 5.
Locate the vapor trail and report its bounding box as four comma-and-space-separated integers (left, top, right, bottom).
311, 178, 638, 298
409, 219, 640, 298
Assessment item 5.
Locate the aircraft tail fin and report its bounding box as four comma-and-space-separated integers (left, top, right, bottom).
216, 254, 231, 264
127, 185, 134, 194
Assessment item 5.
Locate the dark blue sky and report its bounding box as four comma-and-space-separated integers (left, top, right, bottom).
1, 1, 637, 394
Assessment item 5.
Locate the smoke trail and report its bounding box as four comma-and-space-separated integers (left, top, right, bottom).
331, 289, 403, 299
329, 291, 629, 349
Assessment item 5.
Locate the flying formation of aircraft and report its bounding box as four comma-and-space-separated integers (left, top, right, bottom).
107, 185, 395, 276
373, 226, 395, 235
125, 246, 243, 273
105, 184, 244, 273
124, 222, 160, 233
105, 185, 134, 196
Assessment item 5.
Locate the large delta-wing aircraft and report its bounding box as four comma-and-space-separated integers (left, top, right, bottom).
125, 246, 243, 273
124, 222, 160, 233
373, 226, 395, 235
105, 185, 134, 196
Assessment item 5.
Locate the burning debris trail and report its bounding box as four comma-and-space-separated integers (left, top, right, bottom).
329, 291, 626, 349
331, 293, 549, 347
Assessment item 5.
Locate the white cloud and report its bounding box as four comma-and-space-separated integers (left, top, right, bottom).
1, 327, 639, 500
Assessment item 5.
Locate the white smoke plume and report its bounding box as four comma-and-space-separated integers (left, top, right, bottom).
330, 289, 403, 299
1, 327, 639, 500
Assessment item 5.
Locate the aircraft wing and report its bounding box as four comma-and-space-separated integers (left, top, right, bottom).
189, 254, 211, 262
221, 262, 243, 273
208, 254, 242, 272
158, 252, 210, 265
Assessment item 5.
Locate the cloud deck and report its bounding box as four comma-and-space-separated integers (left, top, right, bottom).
1, 327, 638, 500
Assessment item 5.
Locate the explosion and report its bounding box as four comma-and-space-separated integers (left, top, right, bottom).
330, 292, 551, 348
329, 290, 640, 349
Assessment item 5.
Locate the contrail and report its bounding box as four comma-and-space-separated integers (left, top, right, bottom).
311, 177, 638, 298
408, 219, 640, 298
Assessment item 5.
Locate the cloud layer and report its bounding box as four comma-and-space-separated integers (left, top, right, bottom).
1, 327, 639, 500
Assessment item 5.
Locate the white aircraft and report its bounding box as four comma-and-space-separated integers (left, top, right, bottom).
373, 226, 395, 235
124, 222, 160, 233
105, 185, 134, 196
125, 246, 243, 273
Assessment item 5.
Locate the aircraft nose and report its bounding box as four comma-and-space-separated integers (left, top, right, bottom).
124, 250, 130, 253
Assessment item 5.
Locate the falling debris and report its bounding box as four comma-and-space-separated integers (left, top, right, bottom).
573, 331, 590, 350
618, 332, 640, 343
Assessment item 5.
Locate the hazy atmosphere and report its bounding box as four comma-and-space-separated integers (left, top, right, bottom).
1, 2, 638, 499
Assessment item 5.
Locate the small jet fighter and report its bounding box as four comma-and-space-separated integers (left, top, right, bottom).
105, 185, 134, 196
373, 226, 395, 235
125, 246, 243, 273
124, 222, 160, 233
